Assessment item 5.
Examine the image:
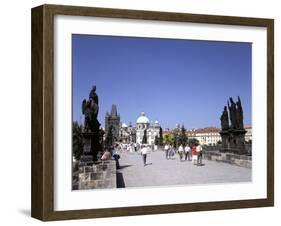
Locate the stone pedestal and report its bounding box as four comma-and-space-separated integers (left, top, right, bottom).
220, 128, 247, 155
79, 131, 97, 166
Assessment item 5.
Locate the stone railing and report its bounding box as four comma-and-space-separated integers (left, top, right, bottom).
73, 160, 117, 190
204, 150, 252, 169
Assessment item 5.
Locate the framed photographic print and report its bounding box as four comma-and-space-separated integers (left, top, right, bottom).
31, 4, 274, 221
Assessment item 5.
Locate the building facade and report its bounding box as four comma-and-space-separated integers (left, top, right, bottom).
187, 127, 221, 146
136, 112, 161, 145
119, 122, 136, 143
186, 126, 252, 146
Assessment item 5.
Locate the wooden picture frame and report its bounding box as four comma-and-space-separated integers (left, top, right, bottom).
31, 4, 274, 221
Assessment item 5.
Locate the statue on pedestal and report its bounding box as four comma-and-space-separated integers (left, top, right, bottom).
80, 85, 102, 163
220, 96, 248, 155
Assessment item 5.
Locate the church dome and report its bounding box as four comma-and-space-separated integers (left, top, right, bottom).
136, 112, 150, 124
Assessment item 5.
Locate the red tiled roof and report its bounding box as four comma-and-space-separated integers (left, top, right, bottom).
187, 127, 220, 134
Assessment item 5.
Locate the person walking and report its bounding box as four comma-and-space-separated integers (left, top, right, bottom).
140, 145, 148, 166
192, 145, 197, 165
164, 144, 170, 159
197, 144, 203, 166
111, 144, 120, 169
184, 145, 191, 161
168, 146, 176, 159
178, 144, 184, 161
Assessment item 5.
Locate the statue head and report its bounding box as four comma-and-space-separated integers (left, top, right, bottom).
237, 96, 242, 104
89, 85, 98, 100
224, 106, 227, 111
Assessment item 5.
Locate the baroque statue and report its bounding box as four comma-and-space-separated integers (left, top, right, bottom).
220, 106, 229, 130
82, 85, 100, 132
80, 85, 102, 162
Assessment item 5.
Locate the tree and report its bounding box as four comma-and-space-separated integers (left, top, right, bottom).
72, 121, 83, 160
188, 138, 199, 147
173, 127, 180, 148
179, 125, 188, 146
142, 129, 147, 144
159, 127, 163, 146
163, 132, 174, 145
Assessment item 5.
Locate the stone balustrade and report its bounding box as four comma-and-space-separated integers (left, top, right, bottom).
204, 150, 252, 169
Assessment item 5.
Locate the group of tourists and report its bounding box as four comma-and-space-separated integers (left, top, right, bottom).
101, 142, 204, 169
164, 143, 203, 166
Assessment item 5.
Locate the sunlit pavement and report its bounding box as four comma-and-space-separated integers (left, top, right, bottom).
117, 149, 251, 188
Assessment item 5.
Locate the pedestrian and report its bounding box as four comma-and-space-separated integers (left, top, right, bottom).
178, 144, 184, 161
140, 144, 148, 166
164, 144, 170, 159
168, 147, 176, 159
111, 144, 120, 169
197, 144, 203, 166
101, 149, 111, 161
130, 142, 134, 153
192, 145, 197, 165
184, 145, 191, 161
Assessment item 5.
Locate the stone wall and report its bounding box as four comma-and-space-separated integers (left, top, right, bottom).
74, 160, 117, 190
204, 150, 252, 169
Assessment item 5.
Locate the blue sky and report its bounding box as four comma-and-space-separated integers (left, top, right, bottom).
72, 34, 252, 129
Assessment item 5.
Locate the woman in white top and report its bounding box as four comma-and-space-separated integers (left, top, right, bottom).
178, 144, 184, 161
184, 145, 191, 161
140, 145, 148, 166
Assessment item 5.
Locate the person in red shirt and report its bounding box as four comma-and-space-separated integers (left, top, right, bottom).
192, 145, 198, 165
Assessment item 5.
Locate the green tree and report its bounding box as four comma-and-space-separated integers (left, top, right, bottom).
72, 121, 83, 160
142, 129, 148, 144
159, 127, 163, 146
188, 138, 199, 147
179, 125, 188, 146
163, 132, 174, 145
173, 128, 180, 148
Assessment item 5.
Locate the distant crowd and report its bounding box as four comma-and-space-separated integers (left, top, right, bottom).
164, 143, 203, 166
100, 142, 204, 169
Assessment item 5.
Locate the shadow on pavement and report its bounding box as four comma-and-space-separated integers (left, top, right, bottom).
119, 164, 132, 169
116, 171, 125, 188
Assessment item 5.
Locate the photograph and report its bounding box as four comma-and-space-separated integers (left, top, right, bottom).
71, 34, 252, 190
30, 4, 274, 221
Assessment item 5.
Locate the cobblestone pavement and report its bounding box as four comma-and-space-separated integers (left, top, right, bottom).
117, 150, 251, 188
